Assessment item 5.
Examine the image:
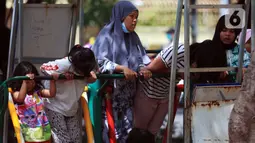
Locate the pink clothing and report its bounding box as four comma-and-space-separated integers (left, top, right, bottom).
15, 91, 51, 142
134, 86, 169, 135
134, 83, 181, 135
238, 29, 251, 44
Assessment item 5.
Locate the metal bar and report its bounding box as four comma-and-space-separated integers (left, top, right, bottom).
3, 0, 18, 141
97, 73, 172, 79
0, 84, 8, 143
68, 3, 75, 51
2, 85, 8, 119
0, 74, 178, 85
21, 62, 236, 73
3, 0, 19, 142
237, 0, 251, 82
23, 4, 73, 8
3, 0, 22, 141
252, 0, 255, 52
0, 76, 81, 85
167, 0, 183, 143
177, 67, 237, 73
77, 1, 90, 137
7, 0, 18, 80
21, 57, 58, 64
184, 0, 191, 142
18, 0, 23, 63
189, 4, 243, 9
70, 3, 78, 50
0, 74, 183, 88
79, 0, 84, 45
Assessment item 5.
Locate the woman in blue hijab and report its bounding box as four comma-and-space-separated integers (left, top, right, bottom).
92, 1, 151, 142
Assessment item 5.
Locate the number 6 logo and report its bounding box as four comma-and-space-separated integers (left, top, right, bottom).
225, 8, 246, 29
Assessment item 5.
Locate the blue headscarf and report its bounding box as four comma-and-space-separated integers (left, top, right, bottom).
92, 1, 147, 72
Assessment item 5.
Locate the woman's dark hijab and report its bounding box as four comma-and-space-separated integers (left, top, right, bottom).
191, 15, 241, 83
212, 15, 241, 50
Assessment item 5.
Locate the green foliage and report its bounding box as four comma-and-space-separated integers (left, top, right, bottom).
40, 0, 116, 28
138, 8, 219, 27
84, 0, 117, 28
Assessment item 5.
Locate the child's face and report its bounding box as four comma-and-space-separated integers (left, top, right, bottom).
25, 73, 36, 92
25, 79, 35, 92
245, 39, 251, 53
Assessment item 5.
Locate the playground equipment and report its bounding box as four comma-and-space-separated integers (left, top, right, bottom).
2, 0, 84, 142
0, 73, 177, 143
2, 0, 254, 142
165, 0, 253, 143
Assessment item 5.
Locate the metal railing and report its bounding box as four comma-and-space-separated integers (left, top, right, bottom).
0, 73, 177, 143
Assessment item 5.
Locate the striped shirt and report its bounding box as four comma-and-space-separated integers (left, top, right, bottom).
143, 44, 185, 99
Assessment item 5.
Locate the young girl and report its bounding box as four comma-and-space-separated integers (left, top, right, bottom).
10, 61, 58, 143
40, 45, 97, 143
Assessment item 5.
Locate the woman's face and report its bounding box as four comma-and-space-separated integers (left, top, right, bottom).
123, 10, 138, 32
220, 28, 236, 44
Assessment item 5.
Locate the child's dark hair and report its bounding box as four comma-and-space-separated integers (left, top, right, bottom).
127, 128, 155, 143
68, 45, 97, 77
10, 61, 43, 91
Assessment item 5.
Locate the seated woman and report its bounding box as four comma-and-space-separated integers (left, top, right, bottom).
191, 15, 250, 83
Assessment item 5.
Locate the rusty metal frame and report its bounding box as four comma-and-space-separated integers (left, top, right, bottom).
181, 1, 251, 143
190, 85, 241, 142
184, 0, 191, 143
3, 1, 82, 143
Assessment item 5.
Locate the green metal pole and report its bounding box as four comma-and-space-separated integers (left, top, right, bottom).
0, 84, 8, 143
88, 80, 102, 143
0, 74, 172, 143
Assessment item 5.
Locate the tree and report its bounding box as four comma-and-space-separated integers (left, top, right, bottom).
83, 0, 117, 28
